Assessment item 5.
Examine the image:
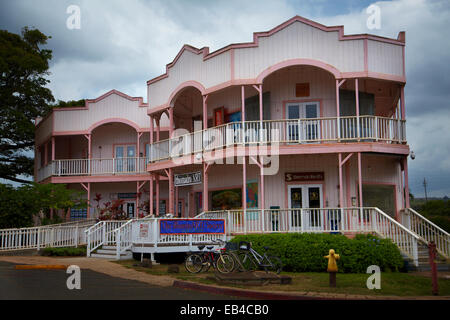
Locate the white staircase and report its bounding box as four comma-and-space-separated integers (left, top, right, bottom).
90, 245, 132, 260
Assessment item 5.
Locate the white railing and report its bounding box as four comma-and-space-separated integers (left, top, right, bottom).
36, 157, 147, 181
85, 220, 129, 256
116, 220, 133, 259
401, 208, 450, 258
149, 116, 406, 163
198, 207, 419, 266
0, 220, 94, 252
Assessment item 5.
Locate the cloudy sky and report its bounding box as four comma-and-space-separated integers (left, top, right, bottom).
1, 0, 449, 197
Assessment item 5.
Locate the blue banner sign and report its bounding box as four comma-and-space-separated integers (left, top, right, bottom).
159, 219, 225, 234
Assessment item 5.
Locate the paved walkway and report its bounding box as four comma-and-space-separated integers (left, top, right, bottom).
1, 256, 449, 300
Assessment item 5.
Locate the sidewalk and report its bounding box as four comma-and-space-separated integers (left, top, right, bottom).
1, 256, 449, 300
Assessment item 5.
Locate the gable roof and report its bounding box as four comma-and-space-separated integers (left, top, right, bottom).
147, 15, 405, 86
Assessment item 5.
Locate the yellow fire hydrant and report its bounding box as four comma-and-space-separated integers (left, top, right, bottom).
324, 249, 340, 287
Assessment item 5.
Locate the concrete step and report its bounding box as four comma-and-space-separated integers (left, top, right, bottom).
89, 245, 132, 260
90, 252, 132, 260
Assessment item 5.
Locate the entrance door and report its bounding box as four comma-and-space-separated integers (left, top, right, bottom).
126, 202, 135, 218
286, 102, 320, 142
288, 184, 323, 231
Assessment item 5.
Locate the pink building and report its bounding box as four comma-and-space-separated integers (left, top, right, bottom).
35, 16, 410, 223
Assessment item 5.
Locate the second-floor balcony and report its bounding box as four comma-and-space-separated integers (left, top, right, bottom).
148, 115, 406, 163
37, 157, 148, 182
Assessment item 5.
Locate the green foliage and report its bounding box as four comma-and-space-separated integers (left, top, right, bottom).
0, 27, 55, 183
0, 183, 86, 228
52, 99, 85, 109
40, 246, 86, 256
412, 199, 450, 232
231, 233, 404, 273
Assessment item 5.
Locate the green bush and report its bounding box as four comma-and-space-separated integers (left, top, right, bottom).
230, 233, 404, 273
40, 246, 86, 257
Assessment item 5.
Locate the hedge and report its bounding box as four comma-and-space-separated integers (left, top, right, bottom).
40, 246, 87, 257
230, 233, 404, 273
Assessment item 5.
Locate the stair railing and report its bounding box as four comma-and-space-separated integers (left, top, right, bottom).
372, 207, 420, 266
115, 220, 133, 260
85, 221, 104, 257
401, 208, 449, 258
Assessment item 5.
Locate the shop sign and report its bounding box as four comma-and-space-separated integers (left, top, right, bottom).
285, 172, 324, 182
174, 171, 202, 187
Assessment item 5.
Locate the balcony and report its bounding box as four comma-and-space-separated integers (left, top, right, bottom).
149, 116, 406, 163
37, 157, 148, 182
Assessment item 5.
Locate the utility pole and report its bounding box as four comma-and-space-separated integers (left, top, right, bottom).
423, 178, 428, 202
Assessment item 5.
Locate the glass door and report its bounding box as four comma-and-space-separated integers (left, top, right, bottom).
115, 146, 124, 172
288, 186, 303, 231
288, 184, 323, 231
286, 102, 320, 143
126, 145, 136, 172
126, 202, 135, 218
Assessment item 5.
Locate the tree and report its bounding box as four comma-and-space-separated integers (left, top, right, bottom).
0, 183, 86, 228
0, 27, 54, 184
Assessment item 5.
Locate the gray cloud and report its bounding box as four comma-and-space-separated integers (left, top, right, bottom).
0, 0, 449, 196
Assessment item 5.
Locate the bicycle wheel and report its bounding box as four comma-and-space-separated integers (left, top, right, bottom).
267, 256, 283, 274
237, 252, 257, 272
216, 253, 235, 274
184, 253, 203, 273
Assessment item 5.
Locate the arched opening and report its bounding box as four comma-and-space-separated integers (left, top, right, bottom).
170, 86, 204, 134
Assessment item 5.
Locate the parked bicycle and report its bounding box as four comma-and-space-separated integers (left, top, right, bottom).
184, 239, 235, 274
234, 241, 283, 274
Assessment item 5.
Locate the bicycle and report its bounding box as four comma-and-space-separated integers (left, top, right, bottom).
184, 239, 235, 274
234, 241, 283, 274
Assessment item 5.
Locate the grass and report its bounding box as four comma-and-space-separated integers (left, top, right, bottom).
114, 260, 450, 297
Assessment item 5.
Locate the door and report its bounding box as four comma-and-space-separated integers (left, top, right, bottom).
287, 186, 303, 231
115, 146, 124, 172
126, 202, 135, 218
288, 184, 323, 231
126, 145, 136, 172
286, 102, 320, 142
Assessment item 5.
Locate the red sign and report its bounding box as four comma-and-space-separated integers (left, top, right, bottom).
285, 172, 324, 182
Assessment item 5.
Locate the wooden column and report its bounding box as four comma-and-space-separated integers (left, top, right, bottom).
156, 174, 160, 216
150, 174, 154, 216
404, 157, 410, 208
358, 152, 363, 207
338, 153, 343, 208
168, 168, 174, 214
175, 186, 179, 217
51, 137, 55, 161
203, 95, 208, 130
203, 162, 210, 212
355, 78, 360, 140
241, 85, 247, 211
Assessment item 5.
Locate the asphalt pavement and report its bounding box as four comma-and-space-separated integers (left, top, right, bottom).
0, 261, 241, 300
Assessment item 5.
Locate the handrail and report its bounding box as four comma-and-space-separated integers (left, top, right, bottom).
148, 116, 407, 163
115, 219, 134, 259
201, 207, 419, 266
402, 208, 449, 258
85, 221, 104, 256
0, 221, 94, 252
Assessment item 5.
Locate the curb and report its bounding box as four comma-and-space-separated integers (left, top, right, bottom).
172, 280, 332, 300
15, 264, 68, 270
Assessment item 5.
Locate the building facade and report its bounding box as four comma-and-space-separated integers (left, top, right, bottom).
35, 16, 410, 223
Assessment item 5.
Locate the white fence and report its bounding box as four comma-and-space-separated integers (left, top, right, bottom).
0, 220, 95, 251
198, 207, 419, 266
36, 157, 148, 181
149, 116, 406, 162
400, 208, 450, 258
